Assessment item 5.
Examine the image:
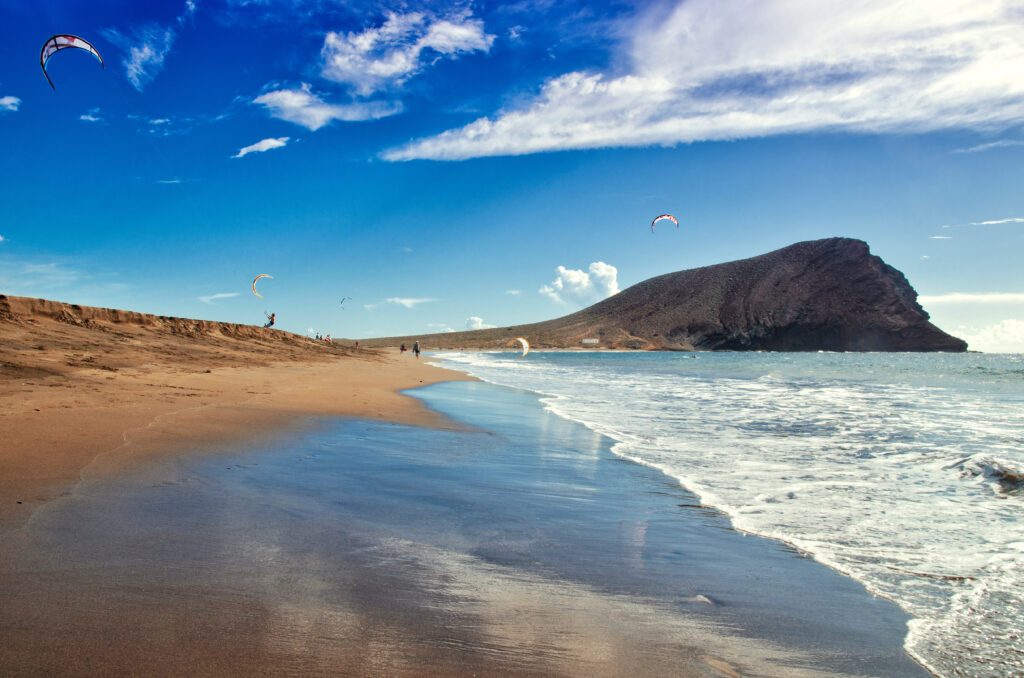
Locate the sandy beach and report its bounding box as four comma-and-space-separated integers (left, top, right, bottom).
0, 295, 470, 533
0, 296, 930, 677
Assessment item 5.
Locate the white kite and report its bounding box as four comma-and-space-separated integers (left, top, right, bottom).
251, 273, 273, 299
515, 337, 530, 358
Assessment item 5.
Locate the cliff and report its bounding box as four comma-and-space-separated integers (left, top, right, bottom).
361, 238, 967, 352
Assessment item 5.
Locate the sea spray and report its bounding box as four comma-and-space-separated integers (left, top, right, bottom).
434, 351, 1024, 678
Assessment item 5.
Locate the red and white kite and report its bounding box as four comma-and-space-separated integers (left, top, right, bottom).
41, 35, 104, 90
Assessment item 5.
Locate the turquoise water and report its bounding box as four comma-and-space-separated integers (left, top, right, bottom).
435, 352, 1024, 678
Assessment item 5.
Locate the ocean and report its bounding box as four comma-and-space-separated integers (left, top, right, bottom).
434, 351, 1024, 678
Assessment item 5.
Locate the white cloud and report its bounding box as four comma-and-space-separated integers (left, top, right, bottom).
233, 136, 290, 159
929, 235, 953, 240
402, 246, 413, 253
951, 139, 1024, 154
1, 96, 22, 112
365, 296, 438, 310
321, 11, 494, 96
103, 1, 197, 90
920, 255, 930, 260
80, 108, 102, 122
104, 24, 176, 91
506, 289, 521, 295
465, 316, 496, 330
384, 0, 1024, 160
0, 235, 5, 243
970, 217, 1024, 225
539, 261, 619, 306
919, 292, 1024, 304
156, 178, 183, 184
958, 319, 1024, 353
198, 292, 240, 304
253, 84, 401, 131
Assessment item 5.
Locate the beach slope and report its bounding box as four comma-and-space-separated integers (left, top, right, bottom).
0, 294, 467, 532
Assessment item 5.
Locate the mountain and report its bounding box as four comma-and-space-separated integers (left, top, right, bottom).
362, 238, 967, 352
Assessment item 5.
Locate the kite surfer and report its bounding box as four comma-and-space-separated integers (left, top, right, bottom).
263, 312, 276, 329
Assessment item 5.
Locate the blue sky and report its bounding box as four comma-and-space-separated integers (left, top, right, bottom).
1, 0, 1022, 350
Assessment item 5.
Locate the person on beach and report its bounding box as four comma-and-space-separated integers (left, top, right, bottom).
400, 343, 406, 354
413, 340, 421, 359
263, 312, 276, 329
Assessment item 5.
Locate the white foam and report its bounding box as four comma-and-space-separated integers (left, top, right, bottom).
434, 351, 1024, 678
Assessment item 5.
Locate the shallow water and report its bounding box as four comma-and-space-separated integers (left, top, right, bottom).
0, 381, 924, 676
434, 352, 1024, 678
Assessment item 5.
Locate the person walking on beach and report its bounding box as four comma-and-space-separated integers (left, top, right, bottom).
413, 340, 421, 359
400, 343, 407, 354
263, 312, 276, 329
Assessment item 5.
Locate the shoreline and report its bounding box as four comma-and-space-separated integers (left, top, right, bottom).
0, 379, 927, 676
1, 348, 473, 534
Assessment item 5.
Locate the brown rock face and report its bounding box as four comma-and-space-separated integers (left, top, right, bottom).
363, 238, 967, 352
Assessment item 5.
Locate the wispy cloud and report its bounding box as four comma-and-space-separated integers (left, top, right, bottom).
253, 84, 401, 131
506, 289, 521, 295
321, 11, 494, 96
384, 0, 1024, 160
1, 96, 21, 112
539, 262, 619, 306
103, 1, 197, 91
466, 316, 496, 330
198, 292, 240, 304
929, 235, 953, 240
156, 178, 183, 184
427, 322, 456, 332
0, 261, 81, 292
970, 217, 1024, 226
919, 292, 1024, 305
364, 296, 438, 310
0, 235, 6, 243
79, 107, 103, 122
951, 140, 1024, 154
232, 136, 290, 159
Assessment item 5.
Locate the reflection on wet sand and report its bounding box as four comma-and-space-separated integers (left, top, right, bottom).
0, 382, 927, 677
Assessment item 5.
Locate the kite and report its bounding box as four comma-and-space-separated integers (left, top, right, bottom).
339, 296, 352, 309
40, 35, 104, 90
650, 214, 679, 233
251, 274, 273, 299
515, 337, 530, 358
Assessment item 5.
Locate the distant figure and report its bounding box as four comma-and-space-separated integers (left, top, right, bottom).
324, 334, 332, 344
413, 340, 421, 359
400, 343, 407, 354
354, 341, 360, 349
263, 312, 276, 329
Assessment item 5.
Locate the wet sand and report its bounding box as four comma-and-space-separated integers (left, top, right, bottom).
0, 294, 470, 533
0, 380, 928, 677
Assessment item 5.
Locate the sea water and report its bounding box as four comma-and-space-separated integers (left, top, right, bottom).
434, 351, 1024, 678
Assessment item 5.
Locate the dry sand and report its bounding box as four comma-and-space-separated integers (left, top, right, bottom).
0, 294, 471, 534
